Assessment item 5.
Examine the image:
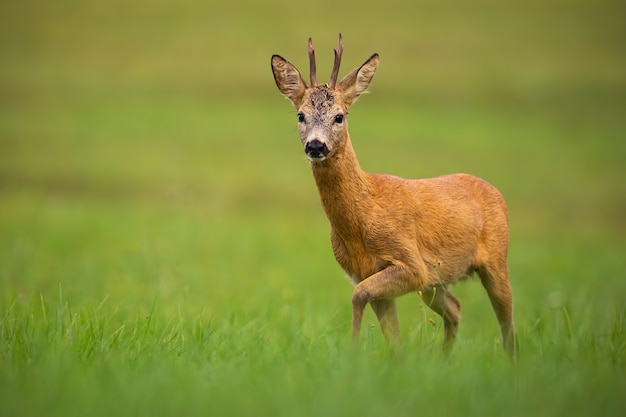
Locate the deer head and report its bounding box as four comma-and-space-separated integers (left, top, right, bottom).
271, 34, 379, 162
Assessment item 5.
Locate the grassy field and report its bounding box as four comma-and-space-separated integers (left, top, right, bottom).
1, 0, 625, 416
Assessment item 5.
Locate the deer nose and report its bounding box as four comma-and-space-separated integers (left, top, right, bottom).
305, 139, 330, 160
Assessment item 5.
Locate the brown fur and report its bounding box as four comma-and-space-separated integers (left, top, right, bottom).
271, 37, 515, 356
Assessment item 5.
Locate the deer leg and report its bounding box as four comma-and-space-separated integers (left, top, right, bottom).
370, 298, 401, 348
478, 266, 515, 358
352, 265, 416, 345
421, 285, 461, 352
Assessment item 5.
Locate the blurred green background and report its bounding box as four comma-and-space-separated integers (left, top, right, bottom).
2, 0, 624, 299
1, 0, 625, 415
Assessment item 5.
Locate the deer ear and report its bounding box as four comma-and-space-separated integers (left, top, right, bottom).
271, 55, 308, 108
337, 53, 379, 105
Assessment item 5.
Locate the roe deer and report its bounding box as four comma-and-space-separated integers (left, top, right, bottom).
271, 34, 515, 356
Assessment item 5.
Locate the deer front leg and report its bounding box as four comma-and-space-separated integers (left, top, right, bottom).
421, 285, 461, 353
352, 265, 417, 345
370, 298, 401, 350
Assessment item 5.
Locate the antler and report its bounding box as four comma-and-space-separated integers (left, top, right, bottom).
328, 33, 344, 89
308, 34, 343, 88
308, 38, 317, 87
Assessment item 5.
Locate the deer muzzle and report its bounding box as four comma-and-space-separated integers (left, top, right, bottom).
304, 139, 330, 162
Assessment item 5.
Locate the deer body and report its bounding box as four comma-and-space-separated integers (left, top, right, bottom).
271, 35, 514, 356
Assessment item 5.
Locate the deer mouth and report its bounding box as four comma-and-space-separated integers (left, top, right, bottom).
307, 154, 328, 163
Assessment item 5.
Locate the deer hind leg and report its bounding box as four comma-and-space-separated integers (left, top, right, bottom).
351, 265, 416, 345
421, 285, 461, 353
478, 264, 515, 358
370, 298, 401, 349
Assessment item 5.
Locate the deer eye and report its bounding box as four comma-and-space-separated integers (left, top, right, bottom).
334, 114, 344, 124
297, 113, 305, 123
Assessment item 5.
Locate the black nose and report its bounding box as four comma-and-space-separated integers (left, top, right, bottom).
305, 139, 329, 159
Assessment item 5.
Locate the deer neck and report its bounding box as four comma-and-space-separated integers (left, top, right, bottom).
310, 135, 371, 238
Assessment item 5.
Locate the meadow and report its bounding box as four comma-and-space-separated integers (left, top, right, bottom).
1, 1, 625, 416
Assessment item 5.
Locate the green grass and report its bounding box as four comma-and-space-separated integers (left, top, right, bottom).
1, 0, 625, 416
